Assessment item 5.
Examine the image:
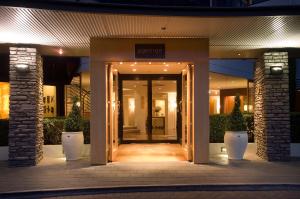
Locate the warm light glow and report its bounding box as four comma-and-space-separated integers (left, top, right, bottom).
149, 62, 152, 64
128, 98, 135, 113
0, 82, 9, 119
120, 62, 123, 65
132, 68, 137, 72
163, 69, 168, 72
58, 48, 63, 55
221, 147, 227, 153
15, 64, 29, 70
113, 69, 118, 72
244, 105, 248, 111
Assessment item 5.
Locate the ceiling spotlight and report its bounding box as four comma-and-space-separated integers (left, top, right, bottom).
163, 62, 166, 65
177, 62, 181, 64
130, 64, 134, 66
120, 62, 123, 65
132, 68, 137, 72
134, 62, 137, 64
58, 48, 63, 55
237, 53, 241, 56
163, 69, 168, 72
149, 62, 152, 64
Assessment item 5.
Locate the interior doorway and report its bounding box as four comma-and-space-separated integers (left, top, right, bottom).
119, 75, 182, 143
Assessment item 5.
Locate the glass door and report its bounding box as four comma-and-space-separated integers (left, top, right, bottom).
122, 80, 149, 141
120, 75, 181, 143
152, 80, 178, 141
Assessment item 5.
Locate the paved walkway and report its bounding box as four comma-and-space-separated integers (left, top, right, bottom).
0, 153, 300, 194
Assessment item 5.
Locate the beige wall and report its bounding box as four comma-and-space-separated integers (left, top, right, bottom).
90, 38, 209, 165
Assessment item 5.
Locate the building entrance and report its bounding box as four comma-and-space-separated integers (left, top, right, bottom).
119, 75, 182, 143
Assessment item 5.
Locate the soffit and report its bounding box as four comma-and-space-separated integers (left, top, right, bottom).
0, 6, 300, 58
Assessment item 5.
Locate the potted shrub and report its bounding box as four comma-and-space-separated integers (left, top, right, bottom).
224, 94, 248, 160
62, 96, 83, 160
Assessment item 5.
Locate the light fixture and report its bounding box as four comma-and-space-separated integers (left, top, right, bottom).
149, 62, 152, 64
15, 64, 29, 72
237, 53, 241, 56
134, 62, 137, 64
120, 62, 123, 65
163, 62, 166, 65
163, 69, 168, 72
221, 147, 227, 153
270, 66, 283, 75
177, 62, 181, 64
113, 69, 118, 72
182, 69, 186, 72
130, 64, 134, 66
76, 102, 80, 107
58, 48, 63, 55
132, 68, 137, 72
166, 64, 169, 67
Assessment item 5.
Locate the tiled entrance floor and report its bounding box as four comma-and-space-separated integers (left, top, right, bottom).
115, 144, 186, 162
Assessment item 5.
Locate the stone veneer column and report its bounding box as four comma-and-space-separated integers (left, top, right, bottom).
254, 51, 290, 161
9, 47, 43, 166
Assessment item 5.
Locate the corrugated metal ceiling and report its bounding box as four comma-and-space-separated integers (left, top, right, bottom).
0, 6, 300, 57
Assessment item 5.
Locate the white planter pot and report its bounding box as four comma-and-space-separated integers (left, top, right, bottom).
62, 131, 83, 160
224, 131, 248, 160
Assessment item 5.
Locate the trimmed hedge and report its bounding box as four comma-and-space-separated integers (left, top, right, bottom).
209, 113, 255, 143
44, 117, 90, 145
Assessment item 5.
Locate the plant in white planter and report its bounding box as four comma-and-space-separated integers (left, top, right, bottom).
62, 96, 83, 160
224, 94, 248, 160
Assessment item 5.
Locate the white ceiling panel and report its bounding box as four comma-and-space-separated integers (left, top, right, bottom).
0, 6, 300, 57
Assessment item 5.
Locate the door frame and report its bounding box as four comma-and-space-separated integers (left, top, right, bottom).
118, 74, 182, 144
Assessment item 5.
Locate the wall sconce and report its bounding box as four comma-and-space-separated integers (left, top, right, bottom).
221, 146, 227, 153
270, 66, 283, 75
15, 64, 29, 72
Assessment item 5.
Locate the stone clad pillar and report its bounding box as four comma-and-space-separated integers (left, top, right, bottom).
254, 51, 290, 161
9, 47, 43, 166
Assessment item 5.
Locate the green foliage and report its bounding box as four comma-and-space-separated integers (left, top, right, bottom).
210, 114, 227, 143
64, 96, 83, 132
209, 113, 254, 143
0, 120, 8, 146
227, 94, 247, 131
43, 117, 64, 145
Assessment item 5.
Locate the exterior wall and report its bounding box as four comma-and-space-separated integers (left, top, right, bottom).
90, 38, 209, 164
254, 51, 290, 161
9, 47, 43, 166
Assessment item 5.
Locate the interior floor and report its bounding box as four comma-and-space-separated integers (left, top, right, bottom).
115, 143, 186, 162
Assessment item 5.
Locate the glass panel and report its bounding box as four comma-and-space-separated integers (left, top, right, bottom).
122, 80, 148, 141
152, 80, 177, 141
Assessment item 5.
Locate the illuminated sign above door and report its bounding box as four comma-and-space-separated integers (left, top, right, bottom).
135, 44, 165, 59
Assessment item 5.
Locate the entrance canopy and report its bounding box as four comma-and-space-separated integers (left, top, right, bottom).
0, 5, 300, 58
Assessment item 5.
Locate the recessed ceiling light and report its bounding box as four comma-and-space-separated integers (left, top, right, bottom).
120, 62, 123, 65
132, 69, 137, 72
166, 64, 169, 67
130, 64, 134, 66
237, 53, 241, 56
177, 62, 181, 64
134, 62, 137, 64
163, 62, 166, 65
58, 48, 63, 55
163, 69, 168, 72
149, 62, 152, 64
